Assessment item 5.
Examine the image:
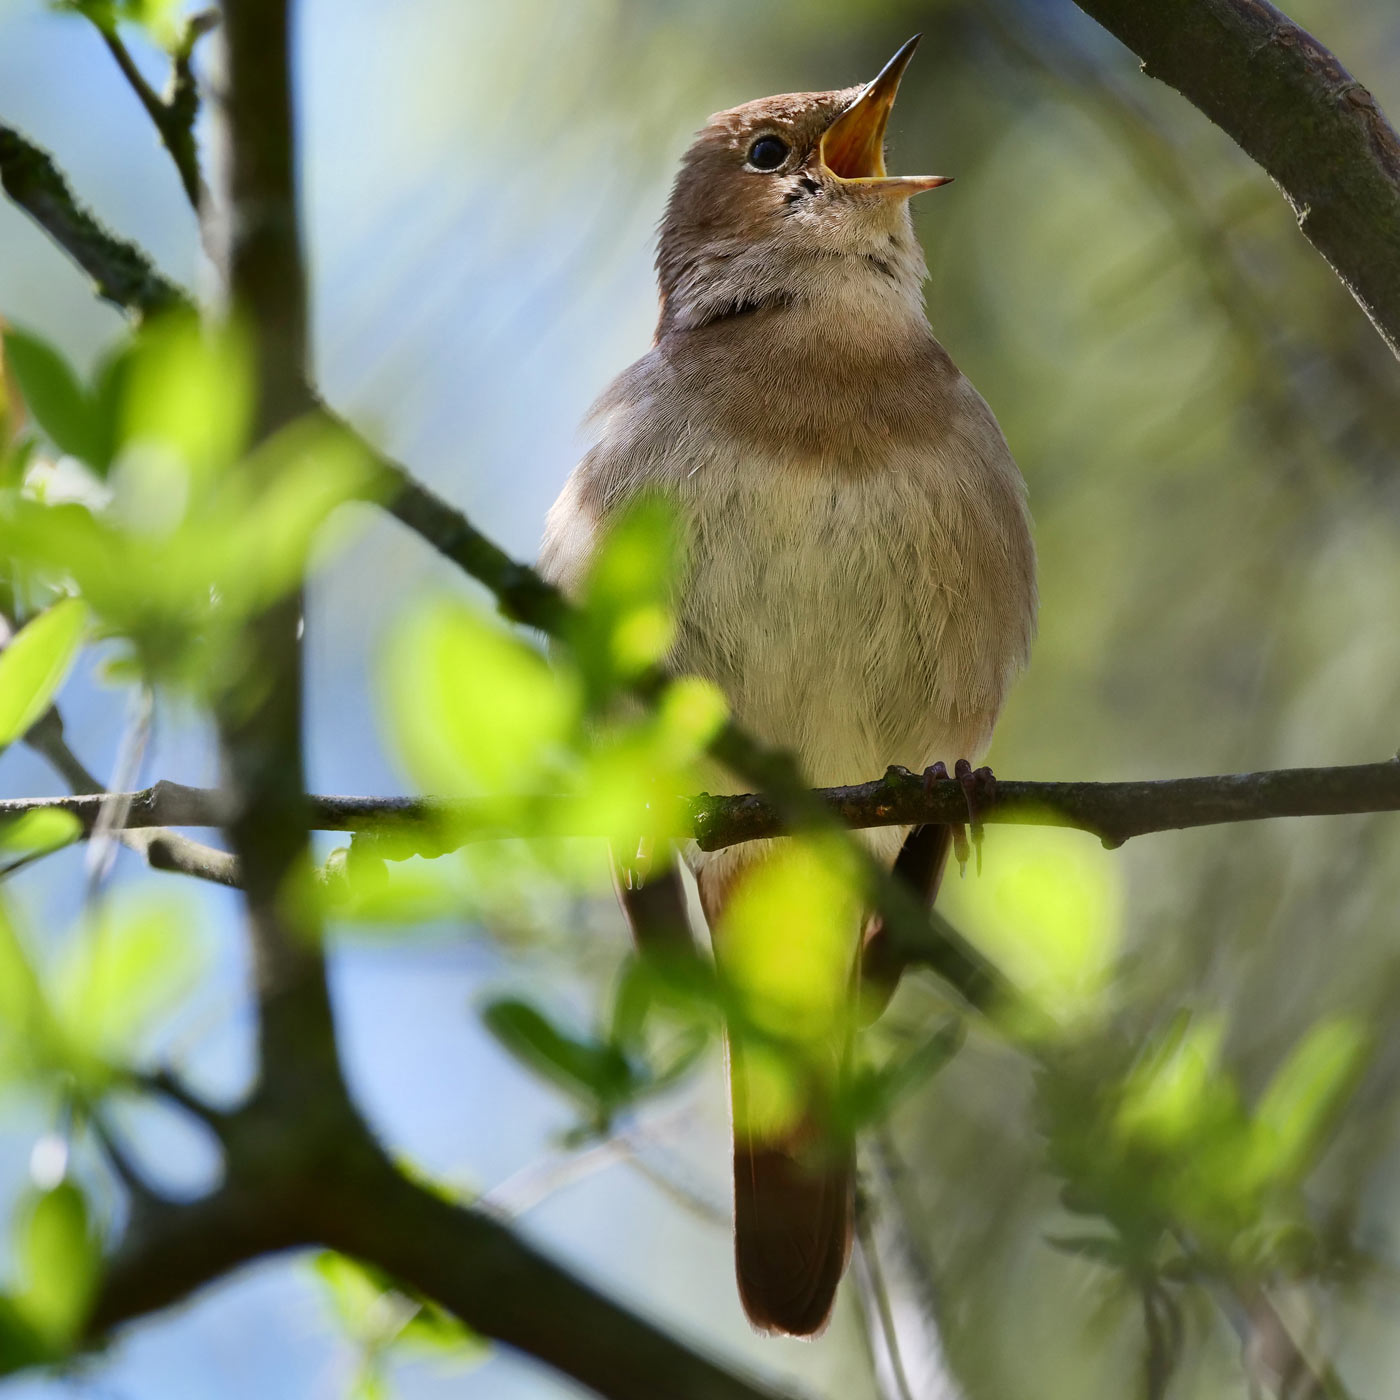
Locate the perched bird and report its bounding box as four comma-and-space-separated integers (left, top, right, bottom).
540, 36, 1036, 1337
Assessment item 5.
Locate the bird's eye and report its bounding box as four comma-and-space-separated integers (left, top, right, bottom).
746, 135, 789, 171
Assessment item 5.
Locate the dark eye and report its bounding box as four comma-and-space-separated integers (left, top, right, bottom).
746, 135, 789, 171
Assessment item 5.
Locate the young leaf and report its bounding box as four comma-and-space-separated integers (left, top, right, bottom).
0, 328, 99, 467
15, 1183, 98, 1348
50, 895, 206, 1079
1250, 1018, 1371, 1186
481, 998, 634, 1117
0, 599, 87, 748
0, 810, 82, 861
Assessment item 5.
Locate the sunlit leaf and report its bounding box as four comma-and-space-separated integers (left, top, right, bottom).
385, 600, 579, 796
0, 810, 82, 860
940, 820, 1122, 1029
572, 496, 680, 700
0, 905, 53, 1082
717, 836, 859, 1044
0, 327, 100, 466
121, 312, 252, 480
313, 1251, 485, 1367
50, 894, 206, 1081
1250, 1018, 1371, 1186
0, 599, 86, 748
1115, 1017, 1225, 1151
15, 1183, 97, 1348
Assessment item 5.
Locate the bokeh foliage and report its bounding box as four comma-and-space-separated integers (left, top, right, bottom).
1, 0, 1399, 1397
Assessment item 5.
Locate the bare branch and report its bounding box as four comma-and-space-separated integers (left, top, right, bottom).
84, 1105, 802, 1400
96, 21, 208, 209
4, 759, 1398, 852
214, 0, 340, 1103
0, 124, 187, 317
1069, 0, 1400, 358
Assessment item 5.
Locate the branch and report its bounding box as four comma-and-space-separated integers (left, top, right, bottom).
97, 17, 211, 209
214, 0, 340, 1102
0, 125, 187, 317
1069, 0, 1400, 358
4, 759, 1398, 852
85, 1103, 801, 1400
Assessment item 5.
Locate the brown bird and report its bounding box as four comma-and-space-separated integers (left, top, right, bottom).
540, 36, 1036, 1337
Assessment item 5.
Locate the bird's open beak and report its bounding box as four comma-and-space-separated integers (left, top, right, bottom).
819, 35, 951, 198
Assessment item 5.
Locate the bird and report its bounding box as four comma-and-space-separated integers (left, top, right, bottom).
539, 35, 1036, 1338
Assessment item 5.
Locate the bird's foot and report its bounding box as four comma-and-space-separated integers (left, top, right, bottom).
922, 759, 997, 876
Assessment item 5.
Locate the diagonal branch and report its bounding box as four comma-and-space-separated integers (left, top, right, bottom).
96, 17, 212, 210
0, 125, 187, 317
1068, 0, 1400, 359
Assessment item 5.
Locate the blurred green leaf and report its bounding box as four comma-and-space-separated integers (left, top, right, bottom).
571, 496, 680, 701
313, 1251, 485, 1370
0, 905, 53, 1083
121, 312, 251, 479
0, 599, 86, 749
0, 1296, 51, 1374
0, 810, 82, 861
15, 1183, 98, 1348
0, 328, 100, 467
1250, 1018, 1371, 1187
50, 894, 206, 1084
386, 600, 579, 796
2, 366, 372, 694
50, 0, 182, 49
481, 997, 634, 1124
941, 821, 1122, 1031
87, 338, 136, 478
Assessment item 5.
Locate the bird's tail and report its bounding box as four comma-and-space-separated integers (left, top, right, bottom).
730, 1066, 853, 1336
699, 857, 856, 1337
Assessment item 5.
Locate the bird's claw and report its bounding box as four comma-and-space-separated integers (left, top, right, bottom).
921, 759, 997, 876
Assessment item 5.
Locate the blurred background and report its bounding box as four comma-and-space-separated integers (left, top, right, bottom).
2, 0, 1400, 1395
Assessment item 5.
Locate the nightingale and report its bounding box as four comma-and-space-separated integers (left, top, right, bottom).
539, 36, 1036, 1337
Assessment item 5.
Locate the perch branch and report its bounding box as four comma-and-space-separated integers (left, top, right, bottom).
4, 759, 1397, 852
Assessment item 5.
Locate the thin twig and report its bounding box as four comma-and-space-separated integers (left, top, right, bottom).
96, 21, 208, 208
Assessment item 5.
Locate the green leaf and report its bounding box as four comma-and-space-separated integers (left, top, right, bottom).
571, 496, 680, 702
0, 811, 82, 861
15, 1183, 98, 1349
122, 312, 251, 477
0, 599, 87, 748
1250, 1018, 1371, 1186
87, 338, 136, 478
51, 894, 206, 1082
0, 328, 100, 467
0, 1296, 53, 1374
385, 600, 579, 796
481, 998, 634, 1117
312, 1251, 486, 1367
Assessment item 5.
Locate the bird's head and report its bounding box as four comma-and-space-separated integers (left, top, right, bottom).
656, 36, 949, 336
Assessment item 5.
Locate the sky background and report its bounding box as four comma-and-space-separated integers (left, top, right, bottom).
3, 0, 1400, 1397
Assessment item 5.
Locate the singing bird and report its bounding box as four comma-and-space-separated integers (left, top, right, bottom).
540, 37, 1036, 1336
